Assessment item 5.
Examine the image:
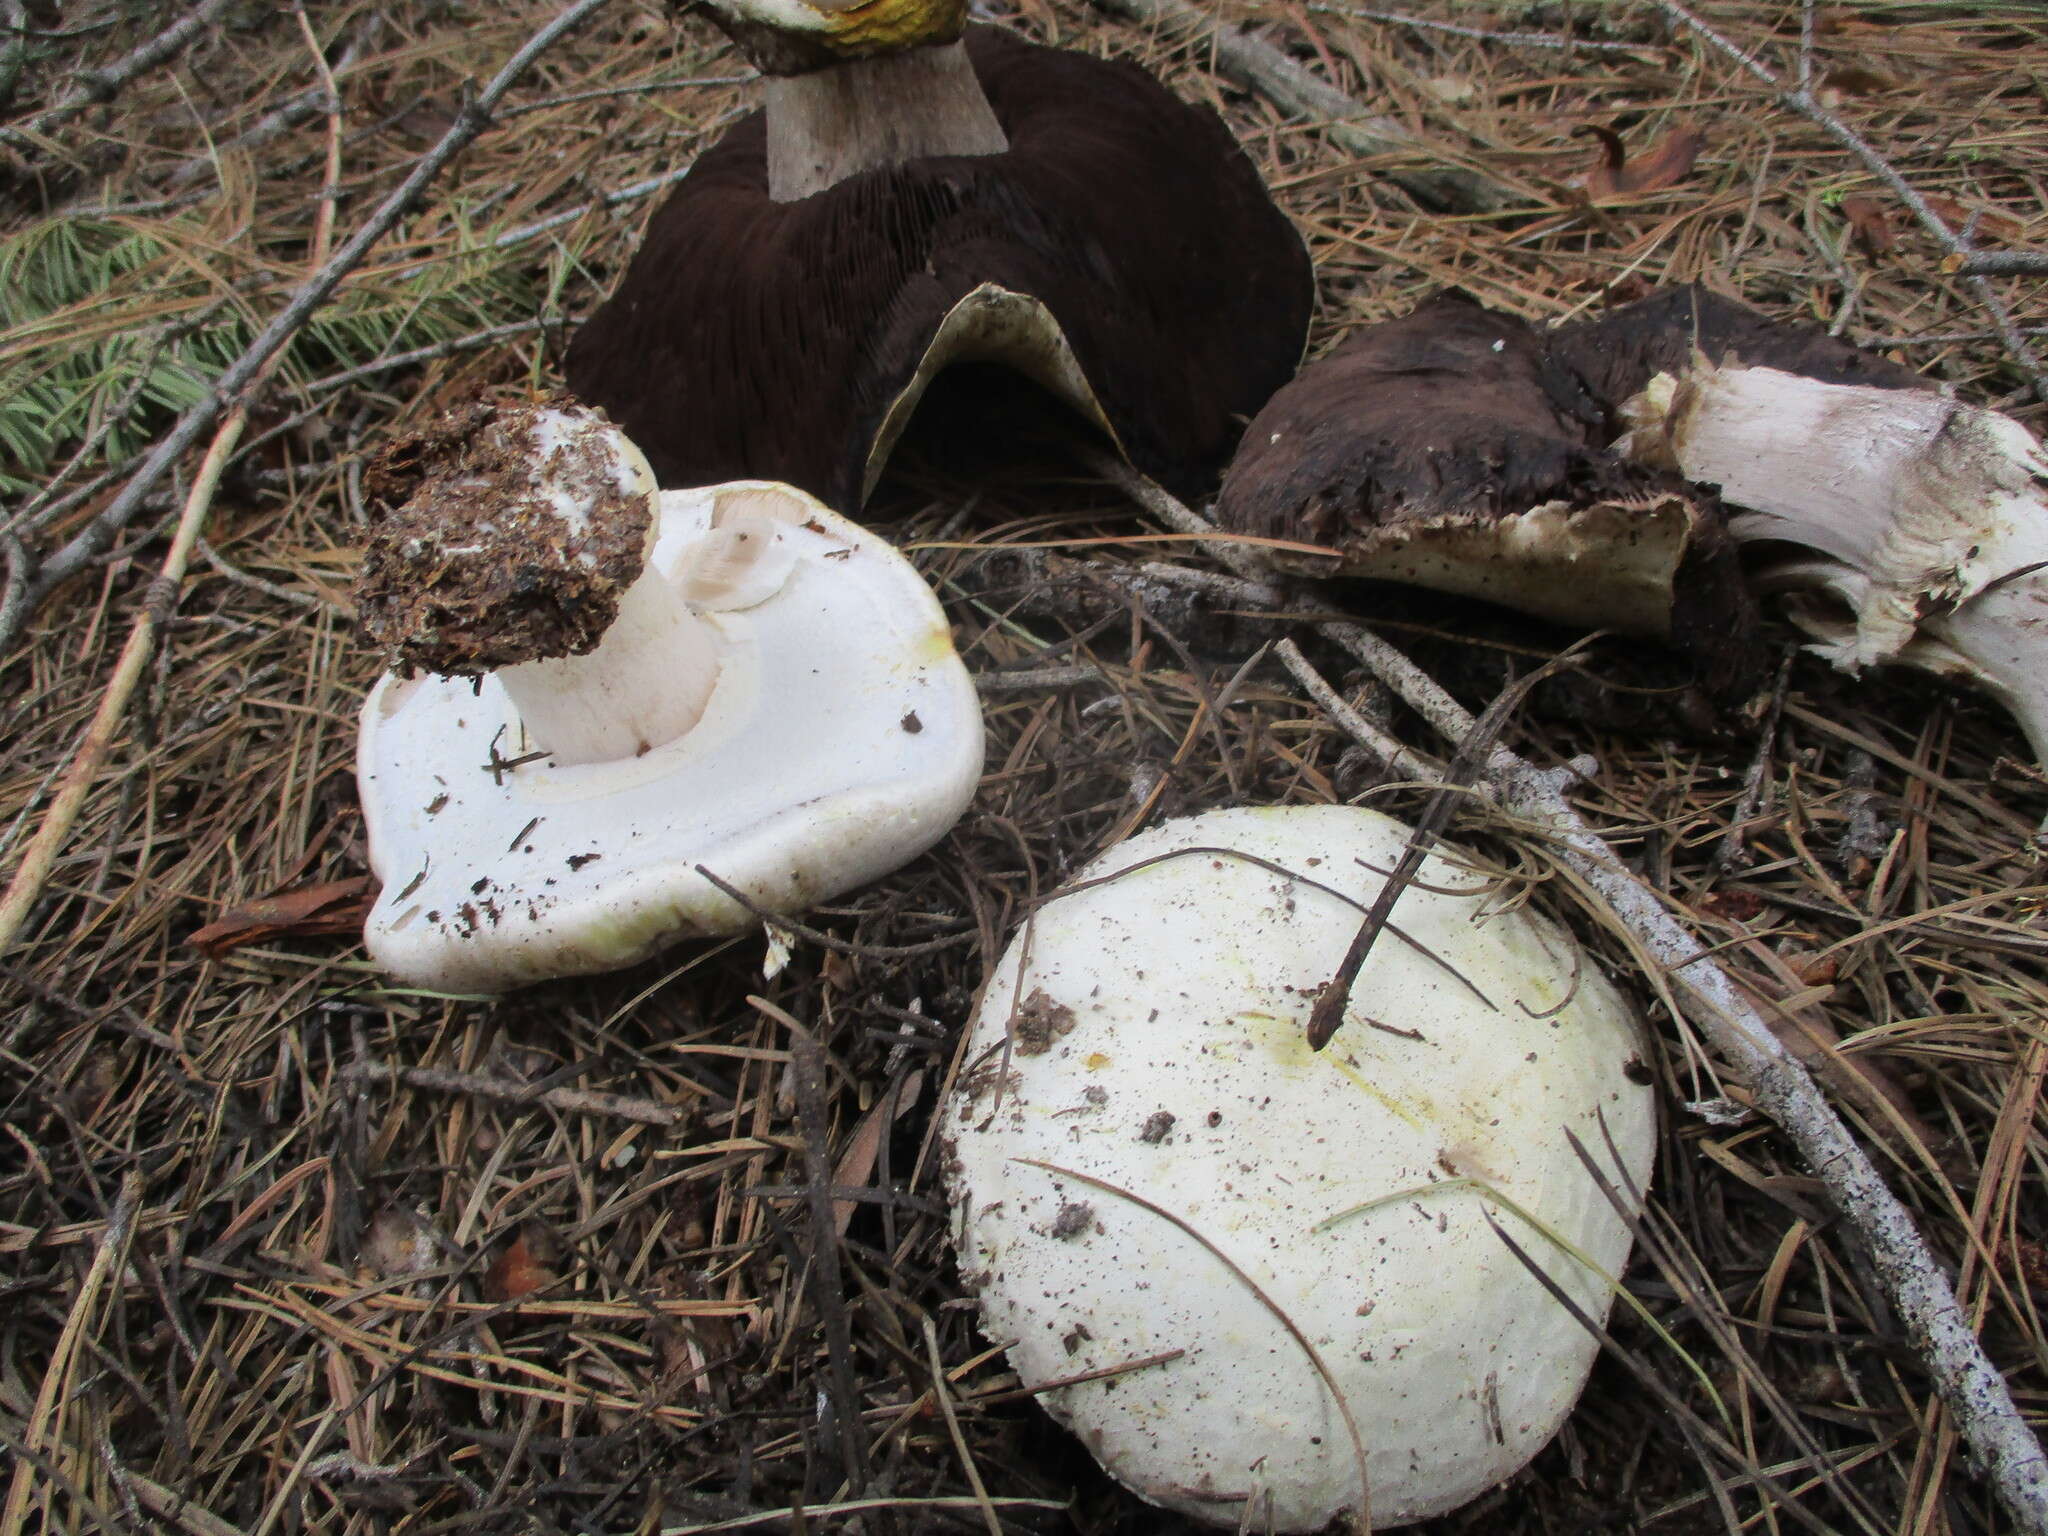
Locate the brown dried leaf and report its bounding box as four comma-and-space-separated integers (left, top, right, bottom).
1581, 124, 1703, 199
1922, 195, 2030, 246
484, 1225, 559, 1302
1695, 888, 1767, 923
1821, 62, 1903, 97
1841, 194, 1894, 257
830, 1070, 925, 1236
189, 876, 375, 958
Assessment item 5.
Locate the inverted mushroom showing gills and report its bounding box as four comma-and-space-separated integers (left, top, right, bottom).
944, 805, 1657, 1531
562, 10, 1313, 511
1555, 287, 2048, 783
1213, 290, 1761, 693
353, 401, 983, 993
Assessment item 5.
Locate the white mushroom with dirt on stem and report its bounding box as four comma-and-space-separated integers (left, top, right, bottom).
942, 804, 1657, 1531
351, 400, 984, 993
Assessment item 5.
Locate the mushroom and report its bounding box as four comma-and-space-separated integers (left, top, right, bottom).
1551, 286, 2048, 781
1212, 290, 1762, 694
352, 401, 983, 992
943, 804, 1656, 1530
562, 13, 1313, 511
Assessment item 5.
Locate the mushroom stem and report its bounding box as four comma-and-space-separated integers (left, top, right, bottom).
1618, 362, 2048, 765
498, 561, 720, 767
765, 39, 1007, 201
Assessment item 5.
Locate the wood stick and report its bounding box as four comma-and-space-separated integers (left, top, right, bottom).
342, 1062, 688, 1128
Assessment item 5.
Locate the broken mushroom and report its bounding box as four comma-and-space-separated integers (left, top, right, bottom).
563, 15, 1313, 511
353, 401, 983, 992
944, 805, 1656, 1530
1213, 290, 1761, 693
1555, 286, 2048, 782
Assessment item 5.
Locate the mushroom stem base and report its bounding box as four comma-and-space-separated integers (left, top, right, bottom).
765, 40, 1008, 201
497, 567, 718, 767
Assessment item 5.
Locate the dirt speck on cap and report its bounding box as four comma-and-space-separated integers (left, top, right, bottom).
1011, 987, 1078, 1055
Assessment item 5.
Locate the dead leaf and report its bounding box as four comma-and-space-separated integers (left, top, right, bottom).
830, 1070, 925, 1236
1580, 124, 1703, 199
1821, 62, 1903, 98
189, 876, 375, 958
484, 1224, 559, 1302
1781, 949, 1841, 987
1840, 194, 1894, 257
1922, 195, 2029, 246
1695, 889, 1766, 923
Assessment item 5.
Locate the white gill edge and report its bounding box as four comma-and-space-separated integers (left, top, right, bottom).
859, 282, 1122, 505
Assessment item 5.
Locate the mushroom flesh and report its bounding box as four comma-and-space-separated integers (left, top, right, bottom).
353, 401, 983, 992
1555, 286, 2048, 781
563, 14, 1313, 511
944, 804, 1656, 1530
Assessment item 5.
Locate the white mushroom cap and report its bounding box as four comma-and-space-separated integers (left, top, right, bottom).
943, 805, 1656, 1530
357, 480, 983, 993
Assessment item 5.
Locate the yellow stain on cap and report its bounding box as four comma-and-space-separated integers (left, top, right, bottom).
804, 0, 968, 55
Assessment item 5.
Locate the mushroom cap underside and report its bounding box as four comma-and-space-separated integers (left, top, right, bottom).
563, 25, 1313, 512
944, 804, 1657, 1531
356, 482, 984, 993
1214, 292, 1760, 691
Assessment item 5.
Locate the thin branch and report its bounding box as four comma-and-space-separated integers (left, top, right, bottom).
162, 15, 385, 190
1307, 4, 1651, 53
0, 0, 618, 658
1960, 251, 2048, 278
499, 72, 753, 117
1275, 638, 1442, 783
484, 162, 703, 251
0, 0, 241, 154
1087, 0, 1523, 213
1112, 471, 2048, 1536
341, 1062, 687, 1127
1305, 645, 1582, 1049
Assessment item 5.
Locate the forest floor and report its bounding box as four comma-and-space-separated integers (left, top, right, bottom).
2, 2, 2046, 1533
